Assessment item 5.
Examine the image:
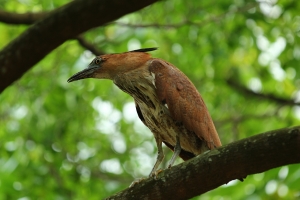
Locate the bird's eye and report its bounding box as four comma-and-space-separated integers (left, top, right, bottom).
95, 58, 102, 65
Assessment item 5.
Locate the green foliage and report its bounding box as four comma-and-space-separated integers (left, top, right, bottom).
0, 0, 300, 199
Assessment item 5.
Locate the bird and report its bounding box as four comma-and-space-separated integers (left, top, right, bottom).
67, 47, 222, 176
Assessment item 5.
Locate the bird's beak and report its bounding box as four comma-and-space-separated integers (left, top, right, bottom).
67, 66, 99, 83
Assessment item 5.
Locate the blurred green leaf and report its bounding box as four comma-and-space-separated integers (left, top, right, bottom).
0, 0, 299, 199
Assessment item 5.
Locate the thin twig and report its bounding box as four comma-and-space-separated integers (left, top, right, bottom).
75, 35, 105, 56
226, 79, 300, 106
115, 2, 258, 29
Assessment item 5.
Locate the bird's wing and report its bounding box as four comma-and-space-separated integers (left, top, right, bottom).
149, 58, 222, 150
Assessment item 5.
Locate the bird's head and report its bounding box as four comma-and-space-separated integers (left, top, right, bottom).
67, 47, 157, 83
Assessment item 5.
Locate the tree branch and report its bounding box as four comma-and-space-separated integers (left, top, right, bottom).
0, 10, 50, 24
105, 126, 300, 199
0, 10, 105, 56
75, 35, 105, 56
227, 79, 300, 106
0, 0, 158, 93
0, 2, 256, 30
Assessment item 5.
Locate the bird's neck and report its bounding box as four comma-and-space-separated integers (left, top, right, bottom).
113, 60, 156, 103
106, 53, 152, 79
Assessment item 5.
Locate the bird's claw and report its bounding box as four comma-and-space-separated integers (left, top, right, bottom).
129, 178, 145, 188
150, 168, 163, 180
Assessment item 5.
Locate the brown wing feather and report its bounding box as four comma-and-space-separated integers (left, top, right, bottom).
149, 59, 222, 149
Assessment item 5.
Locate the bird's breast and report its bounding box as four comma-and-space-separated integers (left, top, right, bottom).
113, 68, 206, 156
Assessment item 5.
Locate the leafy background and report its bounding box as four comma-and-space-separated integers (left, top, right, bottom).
0, 0, 300, 199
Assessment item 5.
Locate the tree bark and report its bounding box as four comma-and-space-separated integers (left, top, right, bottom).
106, 126, 300, 200
0, 0, 158, 93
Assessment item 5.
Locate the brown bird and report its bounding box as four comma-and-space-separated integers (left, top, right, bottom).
68, 48, 222, 176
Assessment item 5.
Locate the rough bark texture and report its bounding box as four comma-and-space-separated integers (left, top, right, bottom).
0, 0, 158, 93
106, 126, 300, 200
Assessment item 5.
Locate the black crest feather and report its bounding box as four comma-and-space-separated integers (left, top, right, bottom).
129, 47, 158, 53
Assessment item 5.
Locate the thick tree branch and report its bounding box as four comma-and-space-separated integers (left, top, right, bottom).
0, 10, 49, 24
106, 126, 300, 199
0, 10, 105, 56
227, 79, 300, 106
0, 0, 158, 93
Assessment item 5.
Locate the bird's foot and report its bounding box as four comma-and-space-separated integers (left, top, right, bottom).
151, 169, 163, 180
129, 178, 145, 188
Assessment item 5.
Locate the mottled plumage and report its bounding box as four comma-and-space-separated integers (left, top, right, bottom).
68, 48, 221, 175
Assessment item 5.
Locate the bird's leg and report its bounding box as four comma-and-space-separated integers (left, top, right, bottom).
130, 136, 164, 187
149, 136, 164, 177
168, 134, 181, 168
